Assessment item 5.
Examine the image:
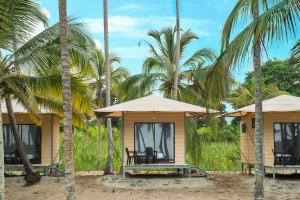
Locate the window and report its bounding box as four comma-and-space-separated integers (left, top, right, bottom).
134, 123, 175, 163
274, 123, 300, 163
241, 123, 247, 133
252, 118, 255, 128
3, 124, 41, 164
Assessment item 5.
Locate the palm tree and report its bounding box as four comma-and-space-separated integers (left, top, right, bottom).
103, 0, 114, 175
0, 100, 4, 199
0, 0, 95, 187
0, 21, 95, 186
173, 0, 181, 100
90, 49, 128, 169
208, 0, 300, 198
0, 0, 48, 184
123, 27, 215, 103
228, 82, 288, 109
59, 0, 76, 199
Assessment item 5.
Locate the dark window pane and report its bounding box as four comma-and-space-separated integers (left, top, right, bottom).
3, 124, 41, 164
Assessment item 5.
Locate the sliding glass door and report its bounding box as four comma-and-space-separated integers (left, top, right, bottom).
134, 122, 175, 163
3, 124, 41, 164
274, 123, 300, 165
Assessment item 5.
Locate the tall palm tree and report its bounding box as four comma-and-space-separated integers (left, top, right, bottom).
0, 100, 4, 199
208, 0, 300, 198
173, 0, 181, 100
0, 0, 48, 184
0, 0, 95, 186
59, 0, 76, 199
90, 49, 128, 169
123, 27, 215, 103
103, 0, 114, 175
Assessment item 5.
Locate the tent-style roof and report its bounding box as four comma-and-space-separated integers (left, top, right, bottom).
1, 100, 54, 114
94, 95, 218, 118
225, 95, 300, 117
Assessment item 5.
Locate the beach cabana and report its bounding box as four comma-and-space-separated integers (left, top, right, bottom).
225, 95, 300, 178
2, 101, 60, 166
94, 95, 217, 178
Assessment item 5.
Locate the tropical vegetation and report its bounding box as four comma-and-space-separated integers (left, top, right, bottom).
0, 1, 299, 200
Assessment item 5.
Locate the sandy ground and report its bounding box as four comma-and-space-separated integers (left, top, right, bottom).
5, 173, 300, 200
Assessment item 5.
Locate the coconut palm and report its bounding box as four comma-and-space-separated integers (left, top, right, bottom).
208, 0, 300, 198
90, 49, 128, 107
0, 19, 95, 185
103, 0, 114, 175
292, 40, 300, 59
228, 82, 288, 109
173, 0, 181, 100
123, 27, 216, 103
90, 49, 128, 169
59, 0, 76, 199
0, 0, 48, 184
0, 101, 3, 199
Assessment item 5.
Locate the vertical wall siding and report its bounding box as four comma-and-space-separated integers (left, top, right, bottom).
123, 112, 185, 164
2, 113, 60, 165
240, 112, 300, 167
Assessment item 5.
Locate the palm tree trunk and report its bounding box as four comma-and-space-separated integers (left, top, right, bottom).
59, 0, 76, 199
0, 101, 5, 199
253, 2, 264, 199
5, 98, 41, 184
103, 0, 114, 175
96, 119, 101, 170
173, 0, 180, 100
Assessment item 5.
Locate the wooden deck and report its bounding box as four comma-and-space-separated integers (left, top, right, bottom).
122, 163, 191, 179
242, 162, 300, 179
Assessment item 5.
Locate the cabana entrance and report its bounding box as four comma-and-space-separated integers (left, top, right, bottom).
94, 95, 217, 178
134, 122, 175, 164
274, 122, 300, 166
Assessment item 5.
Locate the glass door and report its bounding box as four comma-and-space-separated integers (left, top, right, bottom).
135, 122, 175, 163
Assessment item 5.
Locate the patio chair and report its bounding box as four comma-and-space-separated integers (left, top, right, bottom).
272, 149, 282, 165
145, 147, 158, 164
125, 148, 136, 165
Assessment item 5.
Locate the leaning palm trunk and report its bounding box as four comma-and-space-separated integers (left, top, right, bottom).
5, 98, 41, 184
173, 0, 180, 100
103, 0, 114, 175
0, 101, 5, 199
253, 3, 264, 199
59, 0, 76, 199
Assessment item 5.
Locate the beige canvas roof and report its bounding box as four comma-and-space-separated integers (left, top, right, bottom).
1, 100, 54, 114
94, 95, 218, 118
225, 95, 300, 117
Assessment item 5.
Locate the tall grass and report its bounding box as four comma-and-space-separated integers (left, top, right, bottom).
59, 123, 241, 172
187, 142, 240, 171
59, 126, 122, 171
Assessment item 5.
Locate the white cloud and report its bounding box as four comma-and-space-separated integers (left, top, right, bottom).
42, 7, 51, 19
94, 39, 102, 48
113, 46, 148, 59
83, 15, 217, 39
116, 4, 144, 12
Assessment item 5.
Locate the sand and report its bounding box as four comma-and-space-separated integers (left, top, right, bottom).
5, 173, 300, 200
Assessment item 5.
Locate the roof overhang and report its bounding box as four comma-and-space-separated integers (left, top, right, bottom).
94, 111, 211, 118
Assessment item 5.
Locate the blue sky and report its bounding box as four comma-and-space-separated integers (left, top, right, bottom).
39, 0, 297, 83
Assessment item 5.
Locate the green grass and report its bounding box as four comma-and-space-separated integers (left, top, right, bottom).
59, 126, 241, 172
59, 126, 122, 172
188, 142, 241, 171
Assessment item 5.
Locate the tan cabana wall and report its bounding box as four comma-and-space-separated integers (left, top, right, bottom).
2, 113, 60, 165
241, 111, 300, 167
123, 112, 186, 164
